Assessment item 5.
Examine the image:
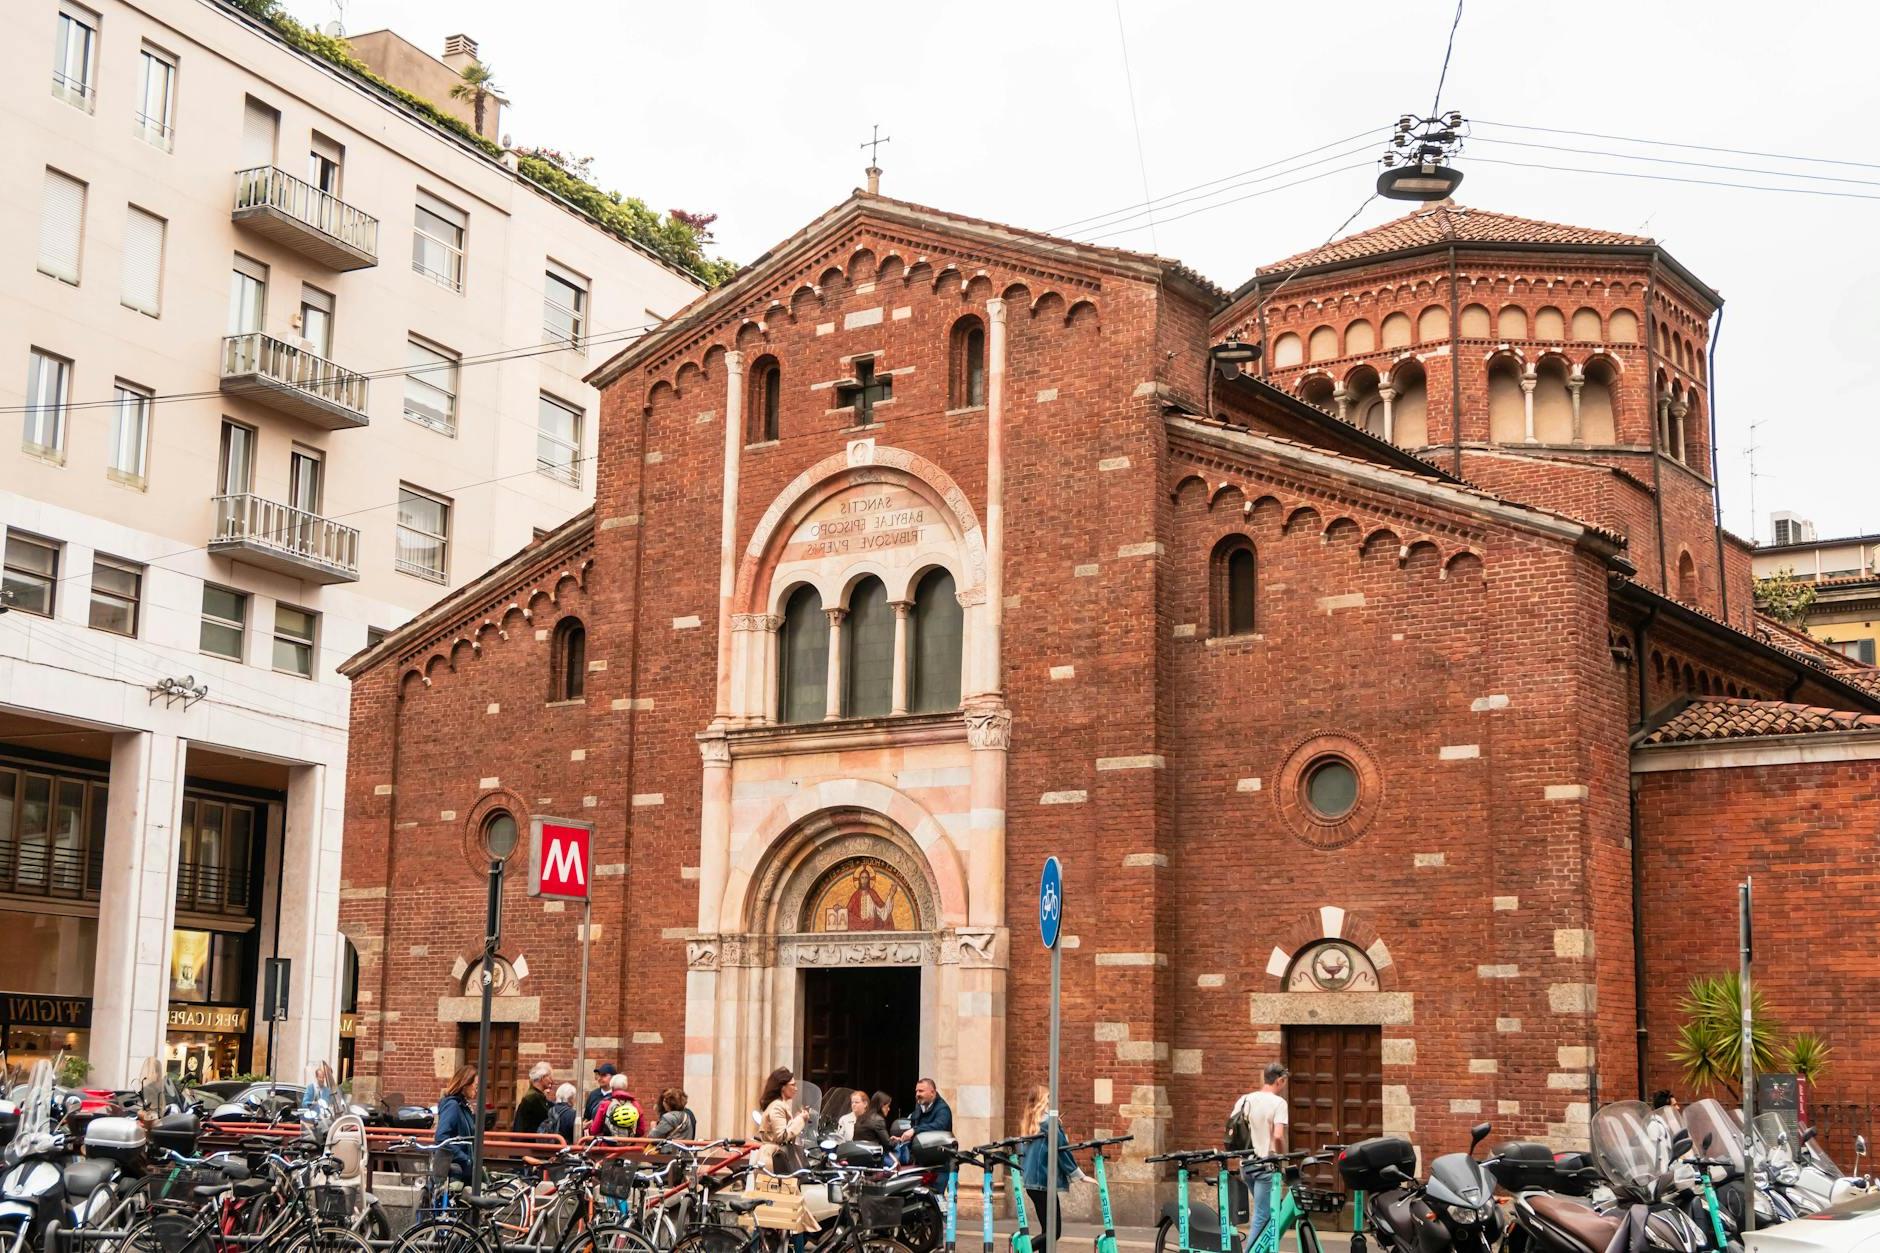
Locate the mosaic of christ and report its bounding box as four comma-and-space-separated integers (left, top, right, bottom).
805, 857, 918, 932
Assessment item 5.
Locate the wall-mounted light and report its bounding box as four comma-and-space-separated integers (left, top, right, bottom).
1209, 334, 1262, 379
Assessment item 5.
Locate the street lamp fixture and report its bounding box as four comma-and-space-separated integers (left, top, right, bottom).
1209, 334, 1262, 379
1377, 110, 1468, 202
1378, 161, 1465, 202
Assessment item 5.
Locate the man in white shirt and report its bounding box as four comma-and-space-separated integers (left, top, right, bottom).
1230, 1063, 1290, 1244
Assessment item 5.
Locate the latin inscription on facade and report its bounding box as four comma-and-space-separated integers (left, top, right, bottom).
790, 489, 930, 560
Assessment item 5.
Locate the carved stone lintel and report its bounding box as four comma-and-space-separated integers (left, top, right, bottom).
686, 939, 720, 971
782, 936, 931, 968
697, 734, 732, 766
955, 585, 988, 608
731, 613, 766, 632
964, 705, 1013, 751
952, 927, 1007, 970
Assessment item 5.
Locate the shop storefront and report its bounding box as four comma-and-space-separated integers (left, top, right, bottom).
0, 754, 107, 1076
162, 791, 267, 1083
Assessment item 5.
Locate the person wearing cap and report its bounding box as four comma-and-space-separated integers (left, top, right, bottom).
586, 1063, 617, 1121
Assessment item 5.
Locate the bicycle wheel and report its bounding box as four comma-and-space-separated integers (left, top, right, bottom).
631, 1209, 681, 1253
1296, 1223, 1324, 1253
577, 1223, 662, 1253
858, 1236, 915, 1253
395, 1217, 494, 1253
282, 1227, 376, 1253
357, 1202, 394, 1245
114, 1213, 215, 1253
666, 1227, 747, 1253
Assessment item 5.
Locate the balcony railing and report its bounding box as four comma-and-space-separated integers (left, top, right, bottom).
220, 332, 370, 430
175, 858, 252, 915
211, 493, 360, 584
231, 166, 379, 270
0, 837, 102, 899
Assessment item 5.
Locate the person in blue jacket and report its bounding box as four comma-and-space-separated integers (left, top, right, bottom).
894, 1077, 953, 1162
433, 1064, 480, 1181
1019, 1084, 1085, 1253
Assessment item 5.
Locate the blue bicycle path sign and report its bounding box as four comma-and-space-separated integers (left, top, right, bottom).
1039, 856, 1063, 949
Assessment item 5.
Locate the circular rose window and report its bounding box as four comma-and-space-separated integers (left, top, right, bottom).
1274, 733, 1383, 849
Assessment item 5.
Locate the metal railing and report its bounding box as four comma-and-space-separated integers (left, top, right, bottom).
1808, 1102, 1875, 1167
134, 111, 174, 150
233, 165, 379, 258
221, 332, 370, 419
175, 858, 251, 914
51, 72, 94, 110
0, 838, 101, 898
214, 493, 360, 577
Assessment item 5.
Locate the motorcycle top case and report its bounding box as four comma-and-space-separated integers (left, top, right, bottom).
833, 1139, 890, 1167
151, 1111, 199, 1156
1336, 1136, 1417, 1192
1487, 1142, 1596, 1196
910, 1131, 955, 1167
83, 1115, 148, 1167
0, 1107, 16, 1149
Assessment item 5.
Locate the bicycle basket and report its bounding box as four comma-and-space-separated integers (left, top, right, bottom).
312, 1185, 354, 1225
428, 1146, 457, 1183
1293, 1186, 1345, 1215
599, 1161, 637, 1200
155, 1167, 229, 1205
854, 1185, 903, 1233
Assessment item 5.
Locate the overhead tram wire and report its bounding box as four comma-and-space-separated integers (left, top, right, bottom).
1468, 156, 1880, 202
1047, 125, 1389, 235
1474, 119, 1880, 174
1111, 0, 1161, 251
1428, 0, 1465, 117
1469, 136, 1880, 188
1079, 162, 1375, 243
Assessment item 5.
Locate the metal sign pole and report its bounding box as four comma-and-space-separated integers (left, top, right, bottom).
1739, 876, 1755, 1236
471, 858, 504, 1193
1040, 858, 1064, 1253
575, 898, 591, 1092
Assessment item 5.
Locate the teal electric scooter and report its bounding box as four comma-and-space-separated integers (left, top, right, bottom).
1065, 1135, 1134, 1253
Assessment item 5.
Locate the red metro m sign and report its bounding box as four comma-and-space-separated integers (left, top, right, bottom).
528, 817, 593, 901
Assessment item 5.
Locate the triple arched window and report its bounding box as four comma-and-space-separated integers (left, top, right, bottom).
776, 568, 964, 723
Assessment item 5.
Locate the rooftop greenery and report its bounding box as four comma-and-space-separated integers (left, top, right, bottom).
227, 0, 737, 286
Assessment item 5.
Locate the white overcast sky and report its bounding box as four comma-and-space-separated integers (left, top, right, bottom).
306, 0, 1879, 543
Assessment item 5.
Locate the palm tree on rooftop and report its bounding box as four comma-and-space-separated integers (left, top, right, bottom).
450, 60, 500, 136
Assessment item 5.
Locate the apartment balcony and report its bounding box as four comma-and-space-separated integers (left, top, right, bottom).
220, 333, 370, 430
175, 858, 252, 916
231, 166, 378, 270
211, 493, 360, 584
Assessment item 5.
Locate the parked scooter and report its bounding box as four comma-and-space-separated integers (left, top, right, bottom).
1338, 1125, 1504, 1253
1753, 1115, 1871, 1212
0, 1061, 149, 1253
1067, 1135, 1132, 1253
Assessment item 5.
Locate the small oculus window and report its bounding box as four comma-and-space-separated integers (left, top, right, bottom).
1301, 756, 1359, 821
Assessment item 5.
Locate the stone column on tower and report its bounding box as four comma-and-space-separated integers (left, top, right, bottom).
1521, 366, 1538, 443
1378, 382, 1397, 443
889, 601, 912, 716
1567, 371, 1585, 444
823, 608, 847, 720
713, 352, 745, 725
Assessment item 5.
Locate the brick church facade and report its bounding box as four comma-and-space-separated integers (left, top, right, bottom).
338, 195, 1880, 1217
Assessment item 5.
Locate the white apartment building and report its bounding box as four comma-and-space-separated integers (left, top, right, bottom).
0, 0, 701, 1091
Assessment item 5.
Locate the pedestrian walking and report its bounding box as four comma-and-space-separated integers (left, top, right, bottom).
585, 1063, 617, 1121
755, 1066, 810, 1172
434, 1064, 479, 1181
894, 1077, 951, 1162
1019, 1084, 1082, 1253
853, 1090, 896, 1162
513, 1061, 555, 1134
590, 1072, 645, 1138
1227, 1063, 1289, 1240
542, 1083, 579, 1142
650, 1087, 698, 1141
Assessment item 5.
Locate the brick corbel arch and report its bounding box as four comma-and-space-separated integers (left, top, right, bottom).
1261, 906, 1401, 991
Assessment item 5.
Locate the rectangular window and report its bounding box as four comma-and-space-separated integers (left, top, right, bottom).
272, 604, 316, 677
536, 393, 582, 486
838, 357, 893, 425
52, 4, 98, 110
25, 349, 72, 455
88, 555, 141, 636
543, 262, 588, 347
395, 485, 450, 582
135, 45, 176, 149
240, 95, 278, 169
365, 625, 389, 649
403, 336, 459, 434
3, 534, 60, 619
199, 584, 247, 660
308, 134, 343, 196
412, 192, 466, 291
228, 254, 267, 336
299, 283, 334, 359
1830, 638, 1878, 665
218, 420, 254, 496
39, 169, 86, 284
121, 206, 165, 315
109, 381, 151, 481
290, 447, 322, 514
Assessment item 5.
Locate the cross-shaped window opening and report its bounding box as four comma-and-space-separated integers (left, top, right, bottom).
838, 358, 892, 424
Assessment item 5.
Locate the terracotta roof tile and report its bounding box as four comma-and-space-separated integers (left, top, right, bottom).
1639, 697, 1880, 745
1256, 202, 1651, 275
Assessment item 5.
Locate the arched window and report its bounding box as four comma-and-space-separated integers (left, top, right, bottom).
910, 568, 963, 713
1497, 305, 1528, 339
1345, 367, 1382, 436
843, 577, 893, 718
1307, 326, 1338, 362
949, 317, 987, 409
1488, 356, 1526, 443
1684, 390, 1706, 465
550, 617, 586, 701
749, 356, 781, 443
779, 585, 829, 723
1392, 363, 1429, 447
1533, 357, 1573, 443
1571, 308, 1602, 340
1609, 309, 1640, 343
1459, 304, 1491, 337
1417, 305, 1450, 341
1272, 333, 1303, 368
1380, 312, 1412, 349
1535, 307, 1565, 340
1581, 358, 1618, 443
1344, 319, 1376, 355
1211, 536, 1256, 637
1299, 376, 1335, 413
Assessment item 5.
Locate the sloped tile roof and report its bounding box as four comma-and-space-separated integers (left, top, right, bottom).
1638, 697, 1880, 745
1256, 202, 1652, 275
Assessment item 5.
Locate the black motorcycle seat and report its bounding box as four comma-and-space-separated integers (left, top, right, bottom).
62, 1159, 118, 1198
1530, 1193, 1621, 1253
